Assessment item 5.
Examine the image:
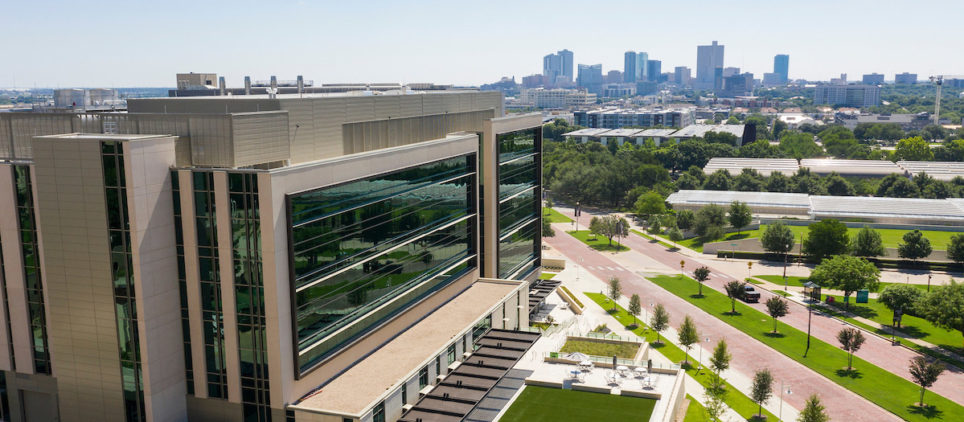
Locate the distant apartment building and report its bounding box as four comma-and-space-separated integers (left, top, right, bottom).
862, 73, 885, 85
576, 64, 604, 95
720, 73, 754, 97
520, 88, 597, 108
573, 107, 695, 129
605, 70, 624, 84
895, 72, 918, 85
773, 54, 789, 83
813, 84, 881, 108
602, 83, 636, 98
674, 66, 692, 86
0, 89, 546, 422
695, 41, 725, 90
522, 74, 544, 88
542, 49, 574, 87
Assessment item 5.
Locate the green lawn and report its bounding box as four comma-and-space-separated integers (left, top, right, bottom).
630, 229, 677, 249
501, 386, 656, 421
758, 275, 809, 287
559, 339, 640, 359
683, 395, 709, 422
543, 207, 573, 223
560, 286, 584, 308
821, 294, 964, 362
678, 225, 960, 253
647, 275, 964, 422
567, 230, 630, 252
540, 272, 557, 280
584, 293, 778, 421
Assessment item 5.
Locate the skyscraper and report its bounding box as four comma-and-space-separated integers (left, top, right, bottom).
624, 52, 637, 83
577, 64, 604, 95
773, 54, 789, 83
542, 49, 574, 87
647, 60, 662, 83
636, 52, 649, 81
696, 41, 724, 90
674, 66, 692, 86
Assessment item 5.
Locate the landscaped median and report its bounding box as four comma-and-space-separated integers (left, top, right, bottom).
543, 207, 573, 223
584, 293, 779, 421
567, 230, 629, 252
647, 275, 964, 422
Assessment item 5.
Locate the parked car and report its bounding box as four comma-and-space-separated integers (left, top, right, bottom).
742, 285, 761, 303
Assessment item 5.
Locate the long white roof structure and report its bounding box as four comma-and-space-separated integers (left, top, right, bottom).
897, 161, 964, 181
666, 190, 811, 210
703, 158, 800, 176
799, 159, 903, 176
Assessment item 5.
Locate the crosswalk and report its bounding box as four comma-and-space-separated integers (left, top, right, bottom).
582, 265, 625, 272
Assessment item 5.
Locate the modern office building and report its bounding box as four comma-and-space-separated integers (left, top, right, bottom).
543, 49, 574, 87
813, 84, 881, 108
674, 67, 692, 86
623, 51, 648, 82
862, 73, 885, 85
895, 72, 918, 85
518, 88, 597, 108
646, 60, 662, 83
605, 70, 623, 84
773, 54, 789, 83
695, 41, 724, 90
576, 64, 604, 95
720, 73, 753, 97
0, 89, 544, 422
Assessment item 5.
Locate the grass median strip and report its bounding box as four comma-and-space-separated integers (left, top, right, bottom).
647, 275, 964, 422
683, 394, 709, 422
630, 229, 677, 249
567, 230, 629, 252
584, 292, 779, 421
543, 207, 573, 223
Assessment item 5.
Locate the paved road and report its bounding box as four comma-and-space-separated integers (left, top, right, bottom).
547, 216, 905, 421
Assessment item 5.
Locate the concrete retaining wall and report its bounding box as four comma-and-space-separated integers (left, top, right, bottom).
523, 379, 563, 389
571, 384, 612, 394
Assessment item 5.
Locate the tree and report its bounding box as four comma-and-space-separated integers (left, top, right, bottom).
772, 119, 788, 139
728, 201, 752, 234
676, 210, 695, 230
667, 226, 684, 243
761, 222, 795, 268
635, 191, 665, 219
908, 356, 946, 408
646, 215, 662, 234
851, 226, 884, 257
724, 280, 746, 314
693, 266, 711, 297
898, 230, 933, 264
704, 385, 727, 422
809, 255, 880, 310
650, 304, 670, 345
878, 284, 923, 328
894, 136, 934, 161
836, 327, 866, 372
677, 315, 699, 365
607, 277, 622, 312
947, 234, 964, 266
797, 394, 830, 422
918, 280, 964, 348
694, 204, 727, 240
628, 294, 642, 328
824, 173, 856, 196
765, 296, 790, 333
588, 216, 603, 240
709, 339, 731, 375
779, 132, 824, 158
751, 368, 774, 419
703, 169, 733, 190
541, 217, 555, 237
803, 219, 850, 261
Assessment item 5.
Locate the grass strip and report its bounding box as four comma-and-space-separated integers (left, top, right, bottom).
567, 230, 629, 252
630, 229, 677, 249
560, 339, 640, 359
543, 207, 573, 223
584, 292, 779, 421
501, 385, 656, 421
647, 275, 964, 422
684, 394, 709, 422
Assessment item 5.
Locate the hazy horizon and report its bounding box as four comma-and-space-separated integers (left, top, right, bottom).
4, 0, 962, 89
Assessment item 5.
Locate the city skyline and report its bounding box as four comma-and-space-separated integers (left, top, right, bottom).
4, 0, 963, 88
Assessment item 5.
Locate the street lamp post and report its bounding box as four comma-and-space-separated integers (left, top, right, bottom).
697, 337, 710, 374
680, 260, 685, 279
927, 274, 932, 293
805, 296, 813, 357
779, 381, 792, 421
783, 241, 791, 291
747, 261, 753, 281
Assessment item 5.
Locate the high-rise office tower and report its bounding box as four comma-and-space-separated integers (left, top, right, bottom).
542, 49, 573, 87
862, 73, 885, 85
0, 88, 545, 422
773, 54, 789, 83
674, 66, 692, 86
696, 41, 724, 90
722, 67, 740, 78
577, 64, 604, 95
647, 60, 662, 83
624, 52, 637, 83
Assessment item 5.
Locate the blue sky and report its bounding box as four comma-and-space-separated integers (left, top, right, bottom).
4, 0, 961, 88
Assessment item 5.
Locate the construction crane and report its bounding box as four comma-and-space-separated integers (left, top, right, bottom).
929, 75, 943, 125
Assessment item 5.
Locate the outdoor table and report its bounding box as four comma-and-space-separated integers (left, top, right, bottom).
633, 367, 647, 377
616, 365, 629, 375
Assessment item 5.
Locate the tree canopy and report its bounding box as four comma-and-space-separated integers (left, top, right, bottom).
803, 219, 850, 261
809, 255, 881, 306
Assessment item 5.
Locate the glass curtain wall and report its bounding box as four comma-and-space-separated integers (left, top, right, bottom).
287, 155, 477, 375
194, 172, 228, 398
495, 128, 542, 279
13, 165, 50, 374
171, 172, 194, 395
